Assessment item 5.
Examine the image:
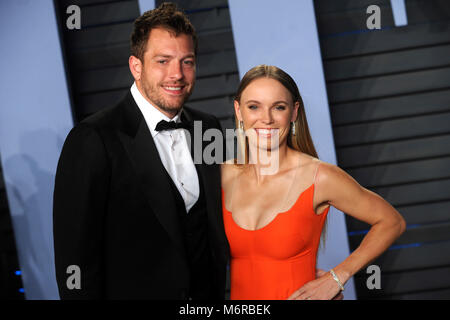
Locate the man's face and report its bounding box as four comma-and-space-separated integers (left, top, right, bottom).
136, 27, 196, 117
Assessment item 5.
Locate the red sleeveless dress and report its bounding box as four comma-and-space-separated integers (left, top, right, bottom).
222, 184, 329, 300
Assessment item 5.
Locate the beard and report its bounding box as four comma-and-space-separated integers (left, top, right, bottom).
141, 78, 194, 115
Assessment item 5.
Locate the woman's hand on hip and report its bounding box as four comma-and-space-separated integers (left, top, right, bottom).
287, 269, 343, 300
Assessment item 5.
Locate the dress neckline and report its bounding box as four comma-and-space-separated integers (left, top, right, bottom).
222, 183, 315, 232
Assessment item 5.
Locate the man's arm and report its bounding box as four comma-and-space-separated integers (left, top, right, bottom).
53, 124, 110, 299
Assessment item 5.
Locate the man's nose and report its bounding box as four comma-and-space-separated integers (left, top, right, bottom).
168, 61, 183, 81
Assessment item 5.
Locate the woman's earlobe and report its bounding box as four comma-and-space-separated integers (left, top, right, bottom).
292, 102, 300, 121
234, 100, 242, 121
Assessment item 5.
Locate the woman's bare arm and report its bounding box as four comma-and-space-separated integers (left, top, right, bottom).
288, 162, 405, 300
316, 162, 406, 286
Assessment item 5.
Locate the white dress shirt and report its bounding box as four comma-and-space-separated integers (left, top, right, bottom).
130, 82, 200, 212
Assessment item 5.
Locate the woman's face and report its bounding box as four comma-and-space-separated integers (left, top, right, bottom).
235, 77, 299, 151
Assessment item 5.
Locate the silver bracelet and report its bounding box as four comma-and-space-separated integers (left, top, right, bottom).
330, 269, 345, 291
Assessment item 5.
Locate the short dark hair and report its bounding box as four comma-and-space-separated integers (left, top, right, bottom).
130, 2, 198, 61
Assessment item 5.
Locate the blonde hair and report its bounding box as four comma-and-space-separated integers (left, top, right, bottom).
233, 65, 327, 248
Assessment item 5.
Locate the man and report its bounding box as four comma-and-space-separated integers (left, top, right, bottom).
53, 3, 229, 299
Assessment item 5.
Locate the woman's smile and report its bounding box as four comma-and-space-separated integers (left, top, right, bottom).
254, 128, 279, 138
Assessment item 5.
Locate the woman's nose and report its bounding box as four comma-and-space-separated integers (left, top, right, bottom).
261, 109, 274, 124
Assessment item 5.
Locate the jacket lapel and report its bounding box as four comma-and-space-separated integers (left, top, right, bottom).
118, 93, 186, 259
182, 108, 229, 252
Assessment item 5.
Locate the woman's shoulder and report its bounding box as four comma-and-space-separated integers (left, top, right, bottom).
294, 152, 321, 173
221, 159, 242, 188
292, 154, 356, 203
221, 159, 240, 172
292, 152, 342, 185
310, 158, 356, 191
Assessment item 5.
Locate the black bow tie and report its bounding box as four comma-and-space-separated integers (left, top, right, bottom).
155, 119, 192, 132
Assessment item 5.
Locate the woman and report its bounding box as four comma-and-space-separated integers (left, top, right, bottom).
221, 65, 406, 300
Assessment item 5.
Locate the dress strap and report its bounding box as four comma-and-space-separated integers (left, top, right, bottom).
313, 159, 322, 186
280, 155, 302, 209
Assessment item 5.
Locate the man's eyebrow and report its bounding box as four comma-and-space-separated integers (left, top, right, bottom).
152, 54, 195, 59
182, 54, 196, 60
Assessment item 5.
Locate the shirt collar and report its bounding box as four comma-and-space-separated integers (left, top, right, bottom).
130, 82, 181, 137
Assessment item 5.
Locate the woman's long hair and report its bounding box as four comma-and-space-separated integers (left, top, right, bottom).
233, 65, 327, 248
234, 65, 318, 160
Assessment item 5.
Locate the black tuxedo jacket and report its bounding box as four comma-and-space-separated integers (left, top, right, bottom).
53, 92, 229, 299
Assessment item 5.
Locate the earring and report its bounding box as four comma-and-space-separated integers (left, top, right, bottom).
236, 120, 246, 164
291, 121, 296, 136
